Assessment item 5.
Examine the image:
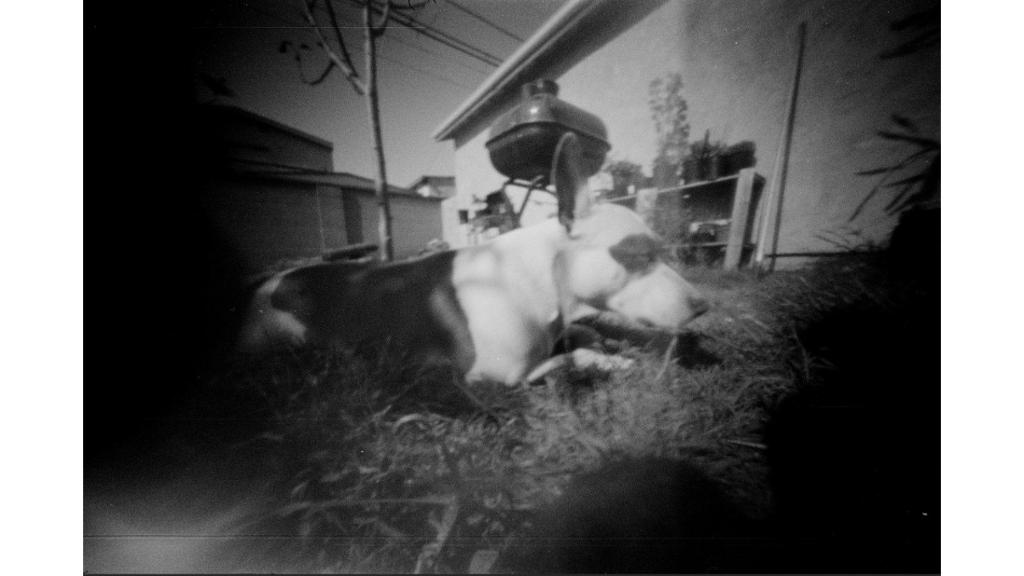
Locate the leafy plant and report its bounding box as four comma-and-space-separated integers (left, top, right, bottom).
684, 130, 728, 182
649, 73, 691, 168
849, 3, 939, 223
688, 131, 727, 163
849, 115, 939, 222
879, 4, 939, 60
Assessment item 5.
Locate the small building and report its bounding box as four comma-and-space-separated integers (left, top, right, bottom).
196, 105, 447, 276
409, 175, 456, 199
432, 0, 939, 268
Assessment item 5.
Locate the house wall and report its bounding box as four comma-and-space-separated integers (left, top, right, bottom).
446, 0, 939, 265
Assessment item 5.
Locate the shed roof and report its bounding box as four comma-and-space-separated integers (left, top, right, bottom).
408, 175, 455, 188
201, 104, 334, 150
246, 170, 443, 200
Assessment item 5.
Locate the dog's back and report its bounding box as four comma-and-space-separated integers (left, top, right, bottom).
238, 251, 476, 371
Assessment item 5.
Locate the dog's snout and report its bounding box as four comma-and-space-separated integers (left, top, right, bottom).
688, 295, 710, 317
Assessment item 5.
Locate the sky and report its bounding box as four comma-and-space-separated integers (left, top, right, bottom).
191, 0, 567, 186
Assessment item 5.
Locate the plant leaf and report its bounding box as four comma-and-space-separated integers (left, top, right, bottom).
879, 31, 939, 59
877, 130, 940, 149
881, 173, 927, 189
856, 167, 895, 176
891, 114, 919, 133
889, 185, 939, 215
884, 182, 917, 213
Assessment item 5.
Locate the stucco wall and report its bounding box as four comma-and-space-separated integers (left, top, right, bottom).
445, 0, 939, 264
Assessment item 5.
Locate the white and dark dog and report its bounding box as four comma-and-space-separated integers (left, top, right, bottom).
238, 134, 708, 384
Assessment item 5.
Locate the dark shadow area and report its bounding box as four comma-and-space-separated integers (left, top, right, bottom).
502, 210, 939, 574
762, 208, 940, 573
499, 456, 768, 574
86, 3, 209, 471
675, 330, 722, 369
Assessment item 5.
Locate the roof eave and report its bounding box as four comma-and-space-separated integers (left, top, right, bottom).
431, 0, 601, 142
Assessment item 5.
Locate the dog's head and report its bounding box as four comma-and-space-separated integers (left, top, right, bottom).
552, 133, 709, 331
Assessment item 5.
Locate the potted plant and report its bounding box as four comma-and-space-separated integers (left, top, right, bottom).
648, 72, 690, 189
684, 131, 727, 182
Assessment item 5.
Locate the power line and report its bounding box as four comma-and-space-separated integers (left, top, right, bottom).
259, 1, 502, 68
361, 46, 478, 89
442, 0, 524, 42
236, 3, 483, 90
310, 4, 489, 86
384, 32, 492, 77
333, 0, 504, 67
314, 3, 492, 76
393, 8, 504, 66
383, 24, 493, 76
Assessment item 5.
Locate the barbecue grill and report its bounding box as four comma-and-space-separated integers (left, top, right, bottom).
474, 80, 610, 232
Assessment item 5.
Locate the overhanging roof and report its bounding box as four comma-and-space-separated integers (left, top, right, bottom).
431, 0, 667, 142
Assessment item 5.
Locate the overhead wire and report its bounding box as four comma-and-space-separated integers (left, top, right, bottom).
313, 4, 485, 88
333, 0, 504, 66
442, 0, 524, 42
380, 27, 493, 77
313, 2, 492, 77
243, 3, 481, 90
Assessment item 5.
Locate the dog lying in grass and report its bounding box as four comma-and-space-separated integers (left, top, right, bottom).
239, 134, 708, 385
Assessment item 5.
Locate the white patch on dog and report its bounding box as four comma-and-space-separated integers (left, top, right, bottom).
236, 272, 307, 353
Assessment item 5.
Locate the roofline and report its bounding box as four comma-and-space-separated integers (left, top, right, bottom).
241, 170, 444, 201
431, 0, 601, 141
204, 104, 334, 150
409, 175, 456, 186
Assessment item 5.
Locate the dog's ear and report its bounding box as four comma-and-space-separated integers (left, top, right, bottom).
552, 132, 593, 233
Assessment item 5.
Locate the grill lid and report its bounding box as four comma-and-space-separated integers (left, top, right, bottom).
486, 80, 610, 182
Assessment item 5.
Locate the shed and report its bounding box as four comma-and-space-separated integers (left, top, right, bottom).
196, 105, 446, 276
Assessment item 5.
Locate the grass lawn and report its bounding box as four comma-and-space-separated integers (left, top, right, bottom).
85, 252, 939, 574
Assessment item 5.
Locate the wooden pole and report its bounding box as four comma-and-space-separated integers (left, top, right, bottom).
364, 1, 394, 262
724, 168, 756, 270
755, 21, 806, 273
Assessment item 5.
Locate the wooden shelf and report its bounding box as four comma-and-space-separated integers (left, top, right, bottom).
668, 242, 755, 249
603, 169, 764, 271
661, 173, 765, 194
675, 174, 740, 190
674, 169, 764, 270
670, 241, 728, 248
